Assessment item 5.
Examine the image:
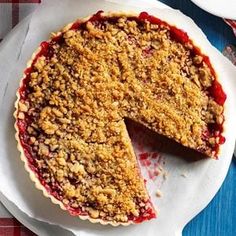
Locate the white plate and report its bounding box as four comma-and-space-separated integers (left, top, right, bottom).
191, 0, 236, 20
0, 0, 236, 236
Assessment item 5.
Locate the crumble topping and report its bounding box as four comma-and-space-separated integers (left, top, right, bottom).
155, 190, 163, 198
16, 15, 225, 223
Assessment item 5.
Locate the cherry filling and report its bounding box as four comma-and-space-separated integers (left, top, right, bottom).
16, 11, 226, 222
142, 46, 155, 58
208, 79, 227, 106
129, 202, 156, 223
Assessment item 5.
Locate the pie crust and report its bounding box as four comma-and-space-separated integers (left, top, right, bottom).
14, 11, 226, 226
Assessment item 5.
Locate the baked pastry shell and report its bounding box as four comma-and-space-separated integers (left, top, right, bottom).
14, 11, 224, 226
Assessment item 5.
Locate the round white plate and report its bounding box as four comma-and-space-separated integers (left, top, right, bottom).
0, 1, 236, 236
191, 0, 236, 20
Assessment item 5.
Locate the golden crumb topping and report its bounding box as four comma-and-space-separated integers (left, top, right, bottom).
16, 15, 224, 223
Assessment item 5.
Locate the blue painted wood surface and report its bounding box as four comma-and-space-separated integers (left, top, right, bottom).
158, 0, 236, 235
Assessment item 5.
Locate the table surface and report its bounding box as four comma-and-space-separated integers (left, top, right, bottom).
159, 1, 236, 236
0, 1, 235, 235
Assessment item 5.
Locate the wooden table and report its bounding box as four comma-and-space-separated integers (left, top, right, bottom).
159, 1, 236, 235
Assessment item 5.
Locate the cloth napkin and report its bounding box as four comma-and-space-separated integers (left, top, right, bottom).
0, 0, 41, 42
225, 19, 236, 37
0, 202, 34, 235
0, 1, 235, 235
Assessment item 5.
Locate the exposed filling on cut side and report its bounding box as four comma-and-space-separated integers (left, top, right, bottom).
16, 12, 226, 223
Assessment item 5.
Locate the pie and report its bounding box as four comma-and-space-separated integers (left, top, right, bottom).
14, 11, 226, 225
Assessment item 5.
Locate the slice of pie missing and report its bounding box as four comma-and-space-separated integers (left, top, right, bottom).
14, 11, 226, 225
